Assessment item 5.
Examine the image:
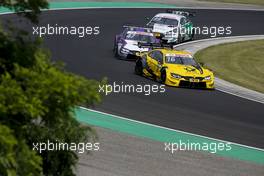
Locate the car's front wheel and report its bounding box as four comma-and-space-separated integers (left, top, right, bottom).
135, 60, 143, 75
177, 33, 183, 44
114, 44, 120, 58
190, 29, 195, 41
114, 47, 118, 57
161, 70, 167, 84
113, 37, 120, 57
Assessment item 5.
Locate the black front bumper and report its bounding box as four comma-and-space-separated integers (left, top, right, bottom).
179, 80, 207, 89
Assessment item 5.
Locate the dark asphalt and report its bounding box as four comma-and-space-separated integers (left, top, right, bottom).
2, 8, 264, 148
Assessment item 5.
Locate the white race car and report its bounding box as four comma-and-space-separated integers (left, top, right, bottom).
146, 10, 195, 44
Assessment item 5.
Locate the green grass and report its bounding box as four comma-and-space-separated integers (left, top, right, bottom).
195, 40, 264, 93
199, 0, 264, 6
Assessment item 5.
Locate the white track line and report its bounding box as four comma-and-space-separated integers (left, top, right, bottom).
216, 87, 264, 104
175, 35, 264, 47
80, 106, 264, 151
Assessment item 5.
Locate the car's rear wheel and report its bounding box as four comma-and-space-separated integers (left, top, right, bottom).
135, 60, 143, 75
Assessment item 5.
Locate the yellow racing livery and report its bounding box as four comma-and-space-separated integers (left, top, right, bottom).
134, 47, 214, 89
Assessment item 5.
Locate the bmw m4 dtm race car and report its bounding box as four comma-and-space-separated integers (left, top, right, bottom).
146, 10, 195, 44
134, 43, 214, 89
113, 26, 160, 60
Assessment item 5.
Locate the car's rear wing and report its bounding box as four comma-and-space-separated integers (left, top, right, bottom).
166, 9, 196, 17
138, 42, 174, 49
123, 25, 152, 33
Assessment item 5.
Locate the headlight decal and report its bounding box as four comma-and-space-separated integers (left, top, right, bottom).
171, 73, 181, 79
204, 76, 211, 80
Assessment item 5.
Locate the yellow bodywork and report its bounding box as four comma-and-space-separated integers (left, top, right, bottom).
138, 48, 215, 89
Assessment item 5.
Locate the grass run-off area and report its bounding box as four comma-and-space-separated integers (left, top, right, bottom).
199, 0, 264, 6
195, 40, 264, 93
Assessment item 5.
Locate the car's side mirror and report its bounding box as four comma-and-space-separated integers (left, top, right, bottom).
146, 17, 150, 21
135, 52, 141, 56
158, 59, 163, 65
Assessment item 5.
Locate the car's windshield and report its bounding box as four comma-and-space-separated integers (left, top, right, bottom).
125, 33, 156, 43
165, 56, 198, 66
149, 17, 178, 26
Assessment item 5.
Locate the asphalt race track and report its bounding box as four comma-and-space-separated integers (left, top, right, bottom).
2, 8, 264, 148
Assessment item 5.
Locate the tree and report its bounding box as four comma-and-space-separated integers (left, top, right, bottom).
0, 1, 103, 175
0, 0, 48, 23
0, 124, 42, 176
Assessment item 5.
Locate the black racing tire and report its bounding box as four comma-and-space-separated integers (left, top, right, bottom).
190, 29, 195, 41
113, 39, 116, 51
135, 60, 143, 75
114, 44, 119, 58
177, 33, 182, 44
161, 70, 167, 84
113, 38, 120, 58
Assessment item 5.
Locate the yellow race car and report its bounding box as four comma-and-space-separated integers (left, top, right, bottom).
134, 45, 214, 89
